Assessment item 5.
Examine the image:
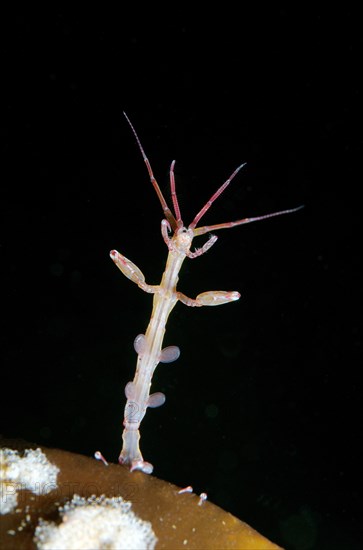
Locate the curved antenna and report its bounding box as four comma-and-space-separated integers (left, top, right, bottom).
123, 112, 177, 230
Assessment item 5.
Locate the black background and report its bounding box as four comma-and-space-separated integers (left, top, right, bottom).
1, 8, 360, 550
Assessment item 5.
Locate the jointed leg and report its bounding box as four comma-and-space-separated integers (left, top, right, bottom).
186, 235, 218, 259
177, 289, 240, 307
110, 250, 158, 294
161, 219, 173, 249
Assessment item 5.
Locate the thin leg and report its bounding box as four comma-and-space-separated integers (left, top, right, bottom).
161, 219, 173, 249
186, 235, 218, 259
177, 291, 202, 307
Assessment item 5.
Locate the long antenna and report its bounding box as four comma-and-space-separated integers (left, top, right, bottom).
123, 112, 177, 230
189, 163, 246, 229
193, 205, 304, 236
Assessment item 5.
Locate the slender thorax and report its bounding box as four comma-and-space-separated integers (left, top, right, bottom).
110, 113, 303, 473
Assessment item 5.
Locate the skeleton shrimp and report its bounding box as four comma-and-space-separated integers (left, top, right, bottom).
110, 113, 303, 473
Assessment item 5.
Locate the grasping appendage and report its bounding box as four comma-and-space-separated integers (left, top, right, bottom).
111, 113, 303, 473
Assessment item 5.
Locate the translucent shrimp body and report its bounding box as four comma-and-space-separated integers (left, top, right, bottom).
110, 113, 303, 473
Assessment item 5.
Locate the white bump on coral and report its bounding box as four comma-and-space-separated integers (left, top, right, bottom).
0, 448, 59, 514
34, 494, 157, 550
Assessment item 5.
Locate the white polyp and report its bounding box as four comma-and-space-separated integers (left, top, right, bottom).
147, 392, 166, 408
0, 448, 59, 515
159, 345, 180, 363
198, 492, 208, 506
94, 451, 109, 466
34, 494, 157, 549
178, 486, 193, 494
124, 381, 136, 400
134, 334, 146, 355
